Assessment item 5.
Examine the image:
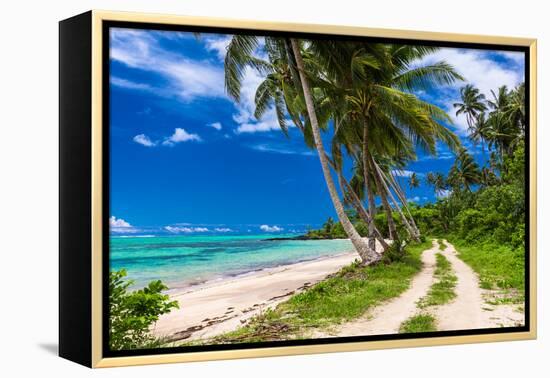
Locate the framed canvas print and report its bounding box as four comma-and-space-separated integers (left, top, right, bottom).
59, 10, 537, 368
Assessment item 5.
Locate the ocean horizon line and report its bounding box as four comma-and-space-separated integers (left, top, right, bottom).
110, 232, 304, 238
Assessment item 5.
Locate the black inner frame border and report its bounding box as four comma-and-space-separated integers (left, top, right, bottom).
101, 19, 531, 359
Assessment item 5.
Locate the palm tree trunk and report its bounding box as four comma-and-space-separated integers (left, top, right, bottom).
386, 171, 421, 238
368, 154, 397, 240
362, 125, 377, 250
386, 188, 418, 239
371, 159, 420, 241
290, 39, 379, 265
334, 165, 389, 252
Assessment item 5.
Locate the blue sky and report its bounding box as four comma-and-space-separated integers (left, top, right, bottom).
108, 27, 525, 235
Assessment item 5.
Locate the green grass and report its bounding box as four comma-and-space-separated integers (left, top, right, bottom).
399, 314, 437, 333
485, 295, 524, 306
451, 239, 524, 291
438, 239, 446, 250
208, 239, 433, 344
418, 253, 457, 308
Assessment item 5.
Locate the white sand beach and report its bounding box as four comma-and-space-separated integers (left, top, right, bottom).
153, 251, 358, 342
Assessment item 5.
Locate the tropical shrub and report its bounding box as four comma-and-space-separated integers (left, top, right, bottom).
109, 269, 179, 350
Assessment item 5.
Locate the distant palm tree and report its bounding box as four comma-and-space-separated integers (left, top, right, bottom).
409, 172, 420, 190
484, 85, 525, 157
454, 84, 487, 133
426, 172, 447, 197
488, 85, 510, 112
504, 83, 525, 133
469, 112, 490, 158
447, 148, 481, 192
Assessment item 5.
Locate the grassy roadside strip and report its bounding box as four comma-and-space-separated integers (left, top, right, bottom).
450, 238, 524, 304
399, 314, 436, 333
417, 251, 457, 308
450, 239, 524, 291
202, 239, 433, 344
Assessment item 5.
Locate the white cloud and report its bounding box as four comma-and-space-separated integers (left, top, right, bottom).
110, 216, 131, 228
445, 103, 471, 135
111, 77, 152, 91
250, 143, 315, 156
419, 152, 454, 161
110, 28, 226, 101
207, 122, 222, 131
260, 224, 283, 232
133, 129, 202, 147
164, 226, 210, 233
407, 196, 421, 203
419, 48, 524, 135
205, 36, 232, 60
133, 134, 157, 147
110, 216, 138, 233
437, 189, 452, 199
420, 48, 524, 97
214, 227, 233, 232
110, 29, 291, 136
162, 128, 202, 146
498, 51, 525, 64
391, 169, 422, 178
233, 66, 293, 134
437, 151, 455, 160
236, 121, 283, 134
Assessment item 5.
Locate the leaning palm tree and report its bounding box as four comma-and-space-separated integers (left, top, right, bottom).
225, 36, 463, 259
454, 84, 487, 133
224, 35, 380, 264
290, 39, 383, 263
329, 142, 389, 250
312, 42, 461, 242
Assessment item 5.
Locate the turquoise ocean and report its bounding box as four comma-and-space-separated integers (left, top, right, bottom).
110, 234, 353, 290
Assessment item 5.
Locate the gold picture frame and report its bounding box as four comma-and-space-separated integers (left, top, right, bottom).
59, 9, 537, 368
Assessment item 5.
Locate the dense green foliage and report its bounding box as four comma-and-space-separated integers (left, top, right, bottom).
423, 84, 525, 245
109, 269, 179, 350
306, 212, 414, 242
413, 143, 525, 248
210, 240, 432, 343
305, 215, 368, 239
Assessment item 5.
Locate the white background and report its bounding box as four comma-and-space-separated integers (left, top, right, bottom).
0, 0, 547, 376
